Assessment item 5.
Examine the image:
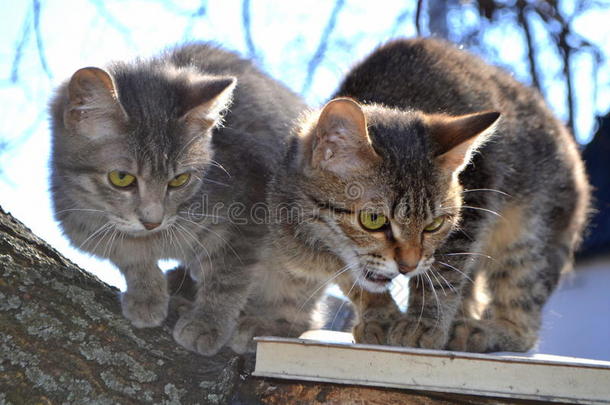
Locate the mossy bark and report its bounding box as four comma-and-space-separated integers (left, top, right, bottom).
0, 206, 241, 404
0, 206, 545, 404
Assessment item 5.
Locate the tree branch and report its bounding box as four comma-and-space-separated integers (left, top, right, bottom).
242, 0, 257, 60
415, 0, 424, 36
389, 7, 411, 38
9, 9, 32, 83
32, 0, 52, 79
517, 1, 541, 90
301, 0, 346, 95
89, 0, 131, 37
33, 0, 53, 79
0, 205, 539, 403
558, 25, 575, 134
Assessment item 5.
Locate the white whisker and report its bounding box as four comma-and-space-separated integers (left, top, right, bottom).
424, 272, 442, 327
443, 205, 502, 218
209, 159, 231, 178
431, 267, 458, 294
428, 268, 447, 296
176, 216, 242, 264
462, 188, 511, 197
439, 252, 495, 261
78, 222, 111, 250
55, 208, 106, 215
436, 261, 473, 283
296, 263, 355, 316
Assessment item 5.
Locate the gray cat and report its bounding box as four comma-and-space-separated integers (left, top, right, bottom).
266, 38, 590, 352
50, 43, 306, 355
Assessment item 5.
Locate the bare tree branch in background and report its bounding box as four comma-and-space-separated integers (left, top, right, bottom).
558, 24, 575, 133
301, 0, 345, 95
89, 0, 132, 38
470, 0, 608, 137
177, 0, 207, 41
242, 0, 257, 60
388, 7, 412, 38
516, 0, 541, 90
32, 0, 52, 79
428, 0, 449, 38
415, 0, 424, 36
9, 9, 31, 84
181, 0, 207, 41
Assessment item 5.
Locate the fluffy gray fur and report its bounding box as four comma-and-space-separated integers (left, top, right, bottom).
50, 43, 306, 355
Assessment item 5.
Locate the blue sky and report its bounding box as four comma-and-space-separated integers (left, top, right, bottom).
0, 0, 608, 291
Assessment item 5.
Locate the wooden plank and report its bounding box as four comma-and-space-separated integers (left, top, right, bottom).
254, 336, 610, 404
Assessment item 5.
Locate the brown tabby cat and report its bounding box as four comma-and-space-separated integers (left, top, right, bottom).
266, 38, 590, 352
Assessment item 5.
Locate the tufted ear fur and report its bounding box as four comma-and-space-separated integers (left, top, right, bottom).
427, 111, 500, 173
310, 98, 380, 175
180, 77, 236, 131
64, 67, 127, 139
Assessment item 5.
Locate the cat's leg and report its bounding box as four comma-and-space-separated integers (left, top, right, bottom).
229, 315, 307, 354
117, 260, 169, 328
229, 275, 319, 353
338, 275, 401, 345
172, 254, 253, 356
387, 263, 466, 349
384, 230, 473, 349
447, 202, 569, 353
447, 239, 565, 353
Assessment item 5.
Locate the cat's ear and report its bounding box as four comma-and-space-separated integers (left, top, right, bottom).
428, 111, 500, 173
311, 98, 380, 174
64, 67, 126, 138
181, 77, 236, 129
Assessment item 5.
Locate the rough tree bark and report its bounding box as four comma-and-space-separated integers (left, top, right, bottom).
0, 205, 545, 404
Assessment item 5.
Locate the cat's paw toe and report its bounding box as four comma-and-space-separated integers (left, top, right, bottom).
121, 292, 169, 328
388, 316, 447, 349
447, 318, 491, 352
447, 318, 534, 353
353, 321, 386, 344
173, 313, 233, 356
353, 307, 400, 344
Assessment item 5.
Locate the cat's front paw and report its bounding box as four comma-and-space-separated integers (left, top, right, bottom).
446, 318, 493, 352
173, 311, 235, 356
352, 308, 400, 345
447, 318, 535, 353
121, 291, 169, 328
228, 317, 266, 354
387, 316, 448, 349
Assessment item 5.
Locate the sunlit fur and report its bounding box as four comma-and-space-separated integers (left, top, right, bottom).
267, 38, 590, 353
50, 43, 308, 355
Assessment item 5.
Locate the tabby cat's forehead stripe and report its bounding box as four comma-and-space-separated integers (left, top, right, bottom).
307, 194, 354, 215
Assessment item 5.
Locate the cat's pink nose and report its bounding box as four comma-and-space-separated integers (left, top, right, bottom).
142, 221, 161, 230
397, 262, 417, 274
395, 245, 421, 273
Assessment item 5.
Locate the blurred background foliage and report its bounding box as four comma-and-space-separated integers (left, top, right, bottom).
0, 0, 608, 285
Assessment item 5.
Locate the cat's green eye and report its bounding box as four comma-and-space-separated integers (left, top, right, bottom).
168, 173, 191, 188
108, 171, 136, 188
359, 212, 388, 231
424, 216, 445, 233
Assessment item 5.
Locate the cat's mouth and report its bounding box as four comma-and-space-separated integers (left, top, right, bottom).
363, 270, 395, 285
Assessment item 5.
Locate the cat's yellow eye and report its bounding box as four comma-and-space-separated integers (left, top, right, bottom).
424, 216, 445, 233
359, 212, 388, 231
168, 173, 191, 188
108, 171, 136, 188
